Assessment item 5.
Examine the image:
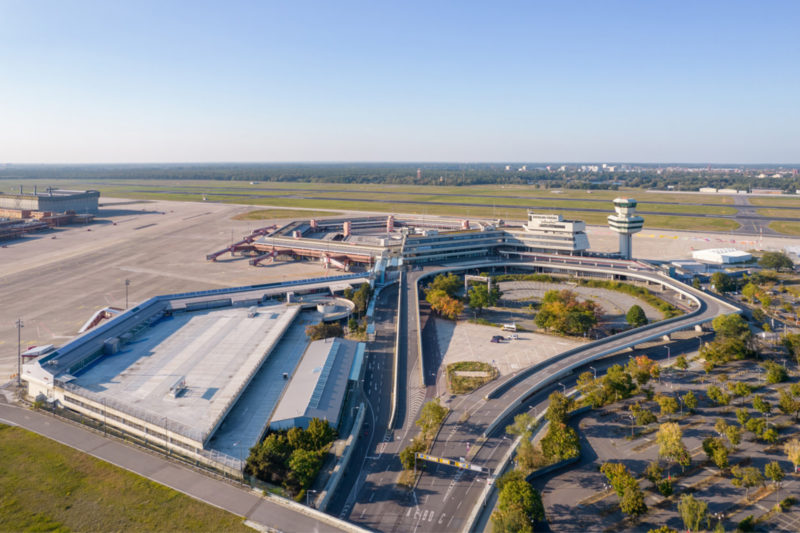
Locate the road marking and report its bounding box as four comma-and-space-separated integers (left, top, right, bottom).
369, 493, 374, 502
448, 515, 455, 527
439, 514, 446, 524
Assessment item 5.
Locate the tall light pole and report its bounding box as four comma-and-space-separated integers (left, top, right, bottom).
125, 279, 130, 309
589, 366, 597, 379
16, 319, 24, 387
557, 382, 566, 394
306, 490, 317, 508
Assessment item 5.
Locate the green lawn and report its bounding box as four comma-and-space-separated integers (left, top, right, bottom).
749, 196, 800, 207
0, 179, 741, 231
768, 221, 800, 236
232, 208, 340, 220
0, 423, 251, 533
757, 208, 800, 218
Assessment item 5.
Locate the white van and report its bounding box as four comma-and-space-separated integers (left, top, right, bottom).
501, 323, 517, 332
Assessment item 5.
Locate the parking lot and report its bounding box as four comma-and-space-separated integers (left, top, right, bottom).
433, 319, 583, 377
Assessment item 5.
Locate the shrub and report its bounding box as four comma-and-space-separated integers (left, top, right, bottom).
737, 515, 755, 532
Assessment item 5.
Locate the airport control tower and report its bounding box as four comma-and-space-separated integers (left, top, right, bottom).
608, 198, 644, 259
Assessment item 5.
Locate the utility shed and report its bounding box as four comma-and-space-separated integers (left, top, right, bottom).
269, 338, 362, 431
692, 248, 752, 264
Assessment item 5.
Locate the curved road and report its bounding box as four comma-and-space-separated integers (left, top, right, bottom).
335, 256, 740, 533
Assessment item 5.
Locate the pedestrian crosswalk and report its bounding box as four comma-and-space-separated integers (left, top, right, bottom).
408, 361, 425, 420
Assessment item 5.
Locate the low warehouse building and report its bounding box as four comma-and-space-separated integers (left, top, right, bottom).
270, 338, 365, 431
692, 248, 752, 264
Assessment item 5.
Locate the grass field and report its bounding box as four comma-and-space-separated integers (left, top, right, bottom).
750, 197, 800, 207
757, 208, 800, 219
0, 179, 742, 231
0, 423, 250, 533
232, 208, 340, 220
768, 221, 800, 236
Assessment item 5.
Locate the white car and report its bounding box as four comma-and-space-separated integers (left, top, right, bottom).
509, 334, 519, 340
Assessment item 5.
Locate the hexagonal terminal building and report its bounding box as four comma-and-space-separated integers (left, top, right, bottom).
608, 197, 644, 259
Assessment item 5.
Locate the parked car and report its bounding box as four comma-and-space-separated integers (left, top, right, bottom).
509, 334, 519, 340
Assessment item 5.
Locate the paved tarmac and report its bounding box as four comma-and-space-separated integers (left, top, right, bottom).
0, 398, 344, 533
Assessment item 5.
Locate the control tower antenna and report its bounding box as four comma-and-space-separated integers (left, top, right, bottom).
608, 197, 644, 260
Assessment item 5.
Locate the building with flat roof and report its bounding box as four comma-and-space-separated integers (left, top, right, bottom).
0, 187, 100, 214
692, 248, 752, 264
21, 272, 370, 474
270, 338, 365, 431
401, 211, 590, 264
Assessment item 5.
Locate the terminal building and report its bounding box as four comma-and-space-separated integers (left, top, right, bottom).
21, 274, 369, 474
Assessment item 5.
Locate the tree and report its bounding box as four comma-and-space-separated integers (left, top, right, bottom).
534, 289, 598, 336
426, 289, 463, 320
731, 465, 764, 499
399, 439, 426, 470
726, 426, 743, 450
627, 355, 657, 387
765, 461, 785, 507
498, 479, 545, 522
506, 412, 536, 438
692, 277, 702, 289
732, 382, 752, 406
468, 283, 502, 315
620, 483, 648, 517
636, 409, 657, 427
416, 399, 448, 438
713, 446, 730, 470
540, 422, 581, 462
601, 462, 636, 499
736, 407, 751, 427
604, 364, 636, 401
763, 428, 779, 443
351, 283, 373, 314
778, 387, 800, 420
711, 272, 735, 294
545, 391, 574, 426
516, 438, 547, 473
745, 417, 766, 437
626, 305, 648, 328
287, 426, 311, 451
714, 418, 729, 436
305, 418, 336, 451
429, 272, 461, 296
576, 371, 606, 408
712, 314, 752, 341
347, 317, 359, 332
678, 494, 709, 533
784, 438, 800, 473
675, 354, 689, 370
752, 395, 772, 416
752, 307, 766, 323
759, 294, 773, 308
305, 322, 343, 341
655, 394, 679, 418
742, 282, 760, 302
759, 251, 794, 271
657, 422, 685, 478
648, 527, 678, 533
644, 460, 664, 487
246, 433, 291, 484
683, 391, 698, 412
708, 385, 731, 406
287, 448, 322, 489
765, 361, 788, 384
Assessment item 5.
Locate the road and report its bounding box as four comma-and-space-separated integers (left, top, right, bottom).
336, 257, 740, 533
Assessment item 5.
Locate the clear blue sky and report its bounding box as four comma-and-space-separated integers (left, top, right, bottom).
1, 1, 797, 164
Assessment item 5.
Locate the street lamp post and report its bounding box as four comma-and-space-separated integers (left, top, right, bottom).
666, 346, 670, 363
589, 366, 597, 379
16, 319, 24, 387
557, 383, 566, 394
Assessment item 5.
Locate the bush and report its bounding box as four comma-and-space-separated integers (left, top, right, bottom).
305, 322, 343, 341
737, 514, 755, 532
658, 479, 673, 496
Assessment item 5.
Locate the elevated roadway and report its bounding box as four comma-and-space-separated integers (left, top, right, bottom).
335, 255, 740, 532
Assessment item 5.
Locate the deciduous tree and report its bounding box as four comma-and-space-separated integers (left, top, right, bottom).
677, 494, 709, 533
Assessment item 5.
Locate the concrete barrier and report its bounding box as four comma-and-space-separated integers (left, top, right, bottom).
414, 273, 425, 386
525, 456, 580, 482
263, 492, 371, 533
389, 272, 403, 429
316, 402, 366, 511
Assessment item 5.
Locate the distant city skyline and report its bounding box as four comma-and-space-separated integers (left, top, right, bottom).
1, 1, 798, 164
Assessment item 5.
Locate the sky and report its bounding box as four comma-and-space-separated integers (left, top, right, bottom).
0, 1, 798, 164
